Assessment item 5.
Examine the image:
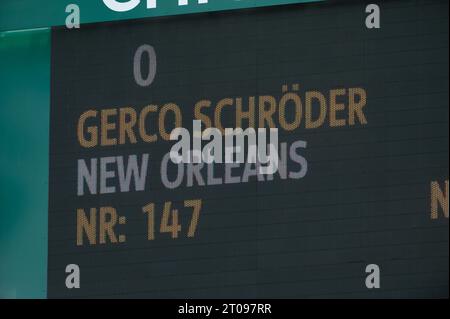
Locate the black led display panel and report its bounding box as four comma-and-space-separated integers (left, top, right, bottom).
49, 0, 449, 298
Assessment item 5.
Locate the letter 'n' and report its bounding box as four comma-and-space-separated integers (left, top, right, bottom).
431, 180, 449, 219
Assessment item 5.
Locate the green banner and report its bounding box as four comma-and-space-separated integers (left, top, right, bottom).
0, 0, 322, 32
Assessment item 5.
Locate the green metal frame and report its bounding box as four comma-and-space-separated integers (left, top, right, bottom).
0, 28, 50, 298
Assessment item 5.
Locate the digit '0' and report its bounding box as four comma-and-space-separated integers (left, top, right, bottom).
133, 44, 157, 87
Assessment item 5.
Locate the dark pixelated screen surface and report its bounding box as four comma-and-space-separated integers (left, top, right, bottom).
48, 0, 449, 298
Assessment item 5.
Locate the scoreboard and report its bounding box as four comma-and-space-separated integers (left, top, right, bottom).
1, 0, 449, 299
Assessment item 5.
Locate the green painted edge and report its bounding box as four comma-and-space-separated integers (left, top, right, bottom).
0, 28, 50, 299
